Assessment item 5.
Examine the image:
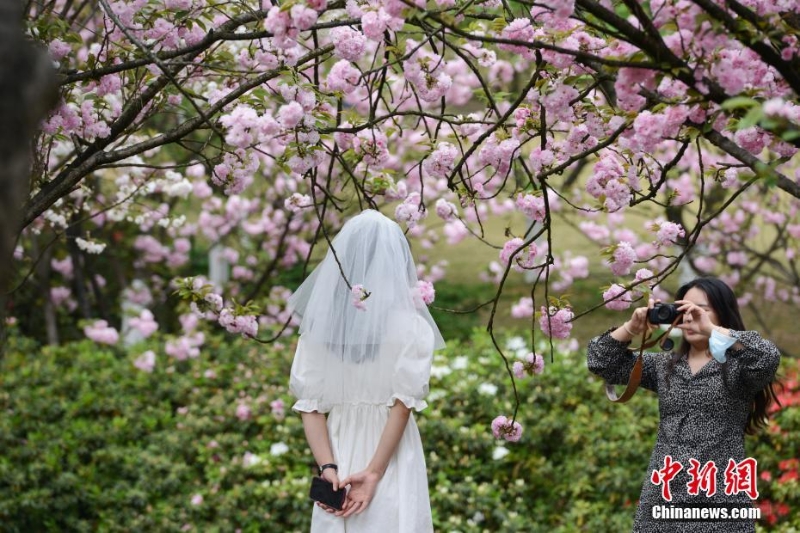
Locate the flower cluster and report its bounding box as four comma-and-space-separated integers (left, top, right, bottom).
515, 193, 546, 223
351, 284, 369, 311
512, 352, 545, 378
84, 320, 120, 345
284, 193, 313, 213
218, 309, 259, 338
434, 198, 458, 221
491, 415, 523, 442
128, 309, 159, 338
539, 306, 573, 339
603, 284, 633, 311
607, 241, 637, 276
330, 26, 367, 61
651, 220, 686, 247
478, 134, 520, 175
498, 19, 535, 60
133, 350, 156, 373
395, 192, 427, 229
423, 142, 459, 179
414, 280, 436, 306
403, 42, 452, 102
500, 238, 538, 272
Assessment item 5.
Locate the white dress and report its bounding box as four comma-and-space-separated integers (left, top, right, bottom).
290, 313, 435, 533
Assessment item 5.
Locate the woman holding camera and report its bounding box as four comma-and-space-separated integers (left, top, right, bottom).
288, 210, 444, 532
587, 277, 780, 532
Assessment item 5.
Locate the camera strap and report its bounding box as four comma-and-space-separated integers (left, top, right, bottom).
605, 318, 680, 403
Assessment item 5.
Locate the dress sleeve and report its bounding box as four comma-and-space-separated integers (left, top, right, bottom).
727, 330, 781, 394
586, 329, 660, 393
388, 317, 435, 411
289, 338, 333, 414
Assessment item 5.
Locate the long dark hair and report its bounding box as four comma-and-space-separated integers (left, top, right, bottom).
665, 277, 780, 434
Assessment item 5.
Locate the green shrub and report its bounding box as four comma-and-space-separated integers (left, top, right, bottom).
0, 327, 797, 532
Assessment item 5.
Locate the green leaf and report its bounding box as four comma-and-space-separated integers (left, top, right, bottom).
720, 96, 759, 111
491, 17, 507, 33
736, 106, 764, 130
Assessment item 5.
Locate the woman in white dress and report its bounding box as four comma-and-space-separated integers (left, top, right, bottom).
288, 209, 445, 533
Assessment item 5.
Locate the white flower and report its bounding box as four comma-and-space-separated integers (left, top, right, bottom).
165, 178, 193, 198
430, 365, 452, 379
478, 383, 498, 396
492, 446, 510, 460
451, 356, 469, 370
75, 237, 106, 254
270, 442, 289, 456
505, 336, 526, 351
243, 452, 263, 468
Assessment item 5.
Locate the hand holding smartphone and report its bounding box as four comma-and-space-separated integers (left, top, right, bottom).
309, 476, 346, 511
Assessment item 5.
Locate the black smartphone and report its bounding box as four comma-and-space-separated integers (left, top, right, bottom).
309, 476, 346, 510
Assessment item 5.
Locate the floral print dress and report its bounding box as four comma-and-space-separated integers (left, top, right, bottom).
587, 329, 780, 532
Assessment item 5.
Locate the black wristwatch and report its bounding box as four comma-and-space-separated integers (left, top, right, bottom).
318, 463, 338, 476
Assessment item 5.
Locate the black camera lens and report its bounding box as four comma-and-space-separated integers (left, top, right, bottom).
648, 303, 681, 324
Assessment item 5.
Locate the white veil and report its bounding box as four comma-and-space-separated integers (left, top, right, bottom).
288, 209, 445, 363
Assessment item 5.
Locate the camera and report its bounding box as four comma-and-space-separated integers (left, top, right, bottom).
648, 303, 682, 324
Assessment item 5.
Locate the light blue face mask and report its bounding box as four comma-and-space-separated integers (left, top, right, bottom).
709, 329, 736, 363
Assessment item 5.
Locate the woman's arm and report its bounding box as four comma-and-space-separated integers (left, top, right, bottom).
300, 411, 340, 491
337, 401, 411, 517
587, 299, 660, 392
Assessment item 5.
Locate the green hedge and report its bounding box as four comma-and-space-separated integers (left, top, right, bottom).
1, 328, 797, 532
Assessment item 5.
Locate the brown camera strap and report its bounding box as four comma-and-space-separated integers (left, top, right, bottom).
605, 319, 680, 403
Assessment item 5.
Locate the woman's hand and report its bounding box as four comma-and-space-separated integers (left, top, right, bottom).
338, 470, 381, 518
315, 469, 344, 515
627, 298, 655, 336
674, 299, 715, 337
612, 298, 655, 342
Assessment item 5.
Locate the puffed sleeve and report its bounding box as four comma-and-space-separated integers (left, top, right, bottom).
289, 338, 333, 414
587, 329, 660, 393
388, 317, 435, 411
727, 330, 781, 395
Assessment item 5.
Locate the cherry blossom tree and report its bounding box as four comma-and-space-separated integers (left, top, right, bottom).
7, 1, 800, 420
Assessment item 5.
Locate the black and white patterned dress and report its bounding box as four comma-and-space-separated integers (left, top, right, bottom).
587, 329, 780, 533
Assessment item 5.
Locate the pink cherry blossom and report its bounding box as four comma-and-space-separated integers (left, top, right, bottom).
351, 284, 368, 311
603, 283, 633, 311
491, 415, 523, 442
129, 309, 159, 338
48, 39, 72, 61
218, 308, 259, 337
394, 192, 427, 229
435, 198, 458, 221
278, 101, 305, 129
512, 352, 545, 378
165, 333, 204, 360
607, 241, 637, 276
500, 237, 538, 272
414, 280, 436, 306
326, 60, 361, 94
84, 320, 120, 345
423, 142, 459, 179
236, 402, 252, 421
271, 399, 285, 420
515, 193, 546, 223
539, 306, 573, 339
330, 27, 367, 61
498, 19, 535, 60
284, 192, 313, 213
511, 297, 534, 319
651, 220, 686, 247
133, 350, 156, 373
